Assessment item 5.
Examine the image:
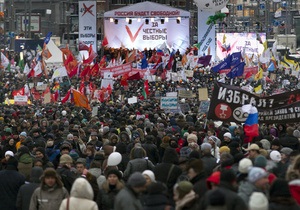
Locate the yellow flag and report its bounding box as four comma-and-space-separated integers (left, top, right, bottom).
284, 55, 297, 67
254, 85, 262, 94
263, 41, 268, 52
223, 34, 226, 44
255, 68, 263, 81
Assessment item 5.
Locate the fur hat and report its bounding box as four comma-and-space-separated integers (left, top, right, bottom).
219, 146, 230, 154
249, 192, 268, 210
260, 139, 271, 150
59, 154, 73, 165
106, 169, 122, 180
187, 134, 198, 143
127, 172, 146, 188
280, 147, 293, 156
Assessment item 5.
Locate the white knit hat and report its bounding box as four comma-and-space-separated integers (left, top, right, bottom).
238, 158, 253, 174
5, 150, 14, 157
270, 150, 281, 162
249, 192, 268, 210
223, 132, 232, 139
142, 170, 156, 183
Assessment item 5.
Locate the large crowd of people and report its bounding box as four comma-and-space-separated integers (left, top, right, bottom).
0, 45, 300, 210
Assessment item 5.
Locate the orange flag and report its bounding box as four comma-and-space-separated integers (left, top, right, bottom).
72, 89, 91, 110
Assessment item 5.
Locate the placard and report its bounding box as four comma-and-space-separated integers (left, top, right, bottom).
166, 92, 178, 97
178, 90, 196, 98
179, 103, 191, 114
199, 100, 211, 114
36, 84, 48, 91
185, 70, 194, 77
104, 72, 113, 79
160, 97, 178, 110
128, 96, 138, 104
14, 95, 28, 105
198, 88, 208, 101
92, 106, 98, 117
43, 92, 51, 104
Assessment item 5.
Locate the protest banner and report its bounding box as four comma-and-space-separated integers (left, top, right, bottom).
208, 82, 300, 123
14, 95, 28, 105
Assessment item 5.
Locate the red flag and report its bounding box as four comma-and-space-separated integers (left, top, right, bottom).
99, 56, 106, 68
78, 41, 90, 51
12, 87, 25, 96
106, 84, 112, 95
83, 45, 97, 64
244, 72, 252, 80
27, 69, 35, 78
89, 82, 95, 98
31, 88, 41, 100
80, 65, 91, 78
153, 56, 162, 69
68, 64, 79, 78
90, 63, 100, 76
79, 81, 85, 94
102, 36, 108, 46
144, 80, 149, 95
61, 89, 71, 104
120, 73, 129, 86
128, 72, 141, 80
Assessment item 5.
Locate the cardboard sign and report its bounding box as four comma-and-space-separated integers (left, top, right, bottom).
36, 84, 48, 91
198, 88, 208, 101
185, 70, 194, 77
128, 96, 137, 104
43, 92, 51, 104
92, 106, 98, 117
178, 90, 196, 98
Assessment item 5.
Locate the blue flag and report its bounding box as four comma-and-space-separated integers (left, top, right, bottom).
267, 62, 275, 71
141, 53, 148, 69
44, 32, 52, 44
226, 62, 245, 79
231, 52, 242, 66
212, 55, 232, 73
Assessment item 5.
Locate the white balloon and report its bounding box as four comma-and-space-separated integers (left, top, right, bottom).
61, 110, 67, 116
194, 0, 229, 12
107, 152, 122, 166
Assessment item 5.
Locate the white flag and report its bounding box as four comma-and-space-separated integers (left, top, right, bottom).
274, 8, 282, 18
34, 61, 42, 76
1, 52, 9, 68
23, 63, 30, 75
51, 66, 68, 81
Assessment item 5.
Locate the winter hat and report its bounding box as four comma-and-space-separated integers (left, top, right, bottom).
5, 150, 14, 157
271, 139, 281, 147
238, 158, 253, 174
90, 132, 98, 136
249, 192, 268, 210
69, 150, 79, 161
35, 147, 46, 157
270, 150, 281, 162
254, 155, 267, 168
280, 147, 293, 156
248, 167, 268, 183
76, 158, 87, 165
206, 171, 221, 189
219, 146, 230, 154
260, 139, 271, 150
67, 134, 74, 139
30, 166, 43, 183
59, 154, 73, 165
270, 178, 291, 198
176, 181, 193, 196
147, 182, 167, 195
127, 172, 146, 188
6, 156, 18, 169
201, 143, 212, 151
293, 129, 300, 138
20, 131, 27, 137
106, 169, 122, 180
246, 144, 260, 151
209, 189, 226, 206
60, 142, 72, 151
223, 132, 232, 139
102, 126, 110, 135
42, 168, 57, 178
142, 170, 156, 183
5, 127, 12, 134
187, 134, 198, 143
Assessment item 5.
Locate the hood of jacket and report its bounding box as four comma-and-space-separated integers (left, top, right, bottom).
71, 177, 94, 200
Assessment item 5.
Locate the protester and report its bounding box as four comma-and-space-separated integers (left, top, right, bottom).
59, 177, 98, 210
0, 156, 26, 210
16, 167, 43, 210
29, 168, 69, 210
